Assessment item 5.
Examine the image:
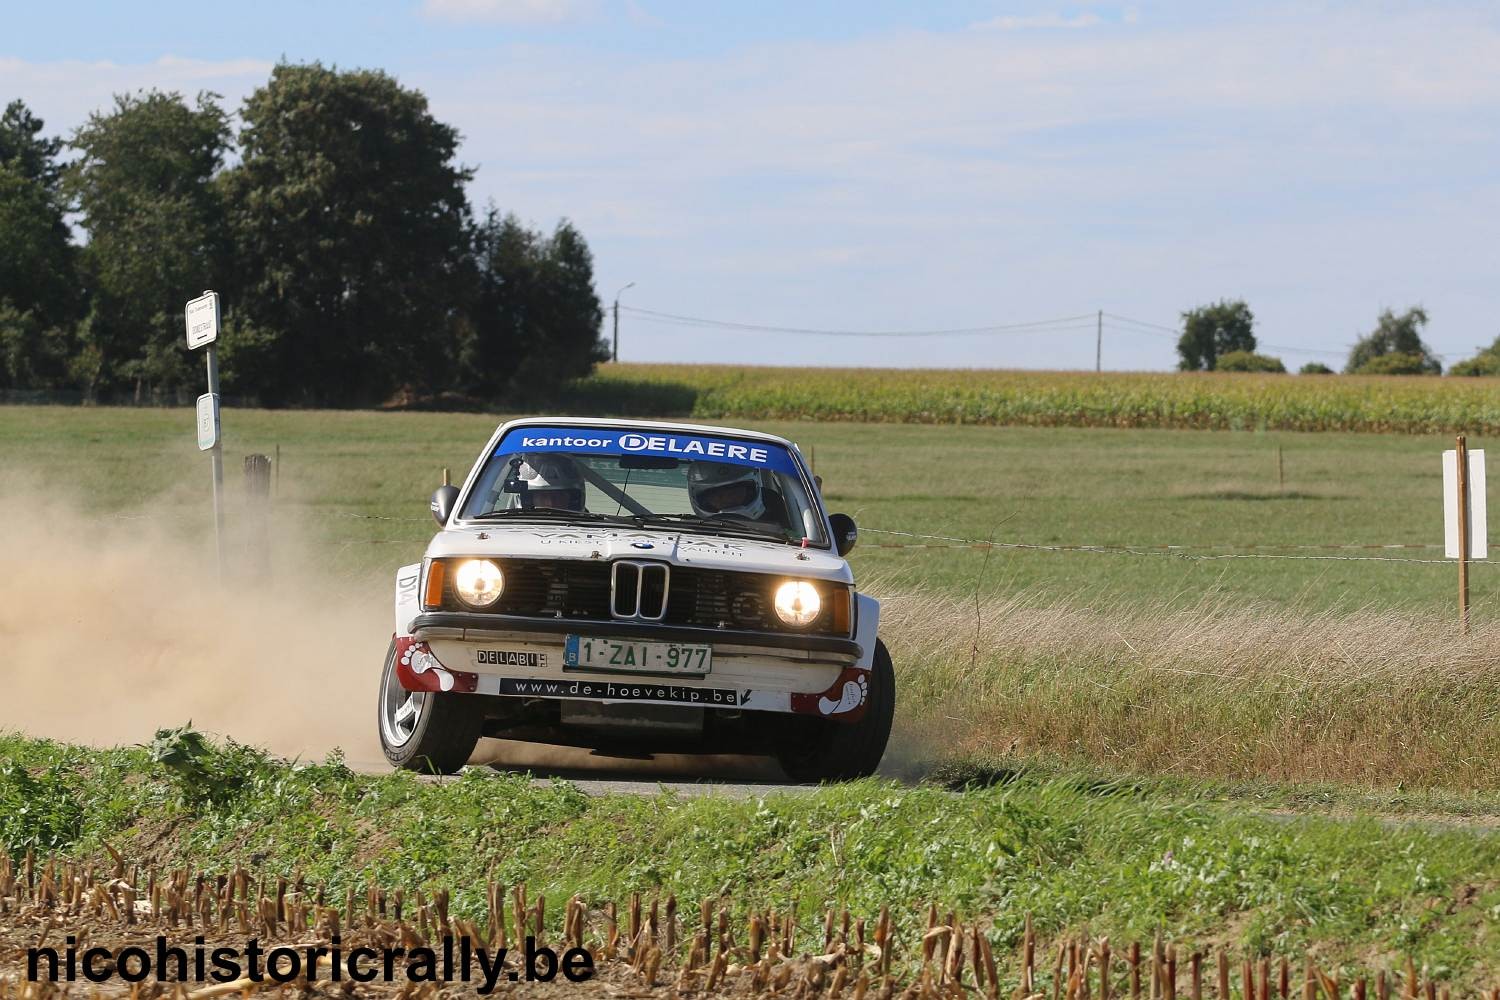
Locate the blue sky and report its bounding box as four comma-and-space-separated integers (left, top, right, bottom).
5, 1, 1499, 370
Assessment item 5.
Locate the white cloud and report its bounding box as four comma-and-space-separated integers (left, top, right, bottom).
408, 5, 1500, 366
0, 55, 272, 132
8, 6, 1500, 368
420, 0, 586, 23
973, 12, 1103, 30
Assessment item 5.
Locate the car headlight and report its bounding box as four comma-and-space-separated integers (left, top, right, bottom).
453, 559, 504, 608
774, 580, 822, 627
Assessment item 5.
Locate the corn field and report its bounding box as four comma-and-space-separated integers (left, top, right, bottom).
574, 365, 1500, 434
2, 851, 1495, 999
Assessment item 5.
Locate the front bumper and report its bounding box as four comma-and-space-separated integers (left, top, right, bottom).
408, 612, 862, 657
395, 614, 870, 721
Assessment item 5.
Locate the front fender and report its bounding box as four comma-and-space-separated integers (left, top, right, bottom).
394, 562, 422, 637
853, 592, 880, 668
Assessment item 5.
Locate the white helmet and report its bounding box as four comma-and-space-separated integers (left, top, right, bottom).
687, 462, 765, 520
516, 454, 585, 510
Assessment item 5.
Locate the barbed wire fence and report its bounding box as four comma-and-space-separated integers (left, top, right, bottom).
239, 509, 1488, 569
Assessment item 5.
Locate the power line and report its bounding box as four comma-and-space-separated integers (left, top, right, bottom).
619, 305, 1098, 338
1104, 313, 1350, 359
614, 303, 1461, 363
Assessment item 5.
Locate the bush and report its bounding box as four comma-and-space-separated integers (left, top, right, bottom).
1345, 307, 1441, 374
1449, 337, 1500, 376
1216, 350, 1285, 373
1352, 352, 1439, 376
0, 759, 84, 856
1299, 362, 1334, 375
149, 723, 276, 807
1450, 356, 1500, 377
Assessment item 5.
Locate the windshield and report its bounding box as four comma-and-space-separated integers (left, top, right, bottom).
459, 425, 827, 546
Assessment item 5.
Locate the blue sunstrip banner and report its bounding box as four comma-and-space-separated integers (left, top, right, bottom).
495, 425, 801, 475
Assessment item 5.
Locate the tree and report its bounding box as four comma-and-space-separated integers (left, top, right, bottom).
1449, 336, 1500, 377
67, 90, 231, 399
1177, 300, 1255, 371
0, 101, 76, 332
221, 62, 473, 405
1344, 307, 1441, 375
1299, 362, 1334, 375
459, 209, 606, 399
1215, 350, 1285, 373
0, 301, 74, 390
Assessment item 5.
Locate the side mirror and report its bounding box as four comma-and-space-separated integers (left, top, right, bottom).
430, 485, 460, 526
829, 513, 857, 556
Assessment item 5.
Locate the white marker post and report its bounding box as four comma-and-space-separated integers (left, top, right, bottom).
1443, 436, 1487, 633
185, 290, 225, 579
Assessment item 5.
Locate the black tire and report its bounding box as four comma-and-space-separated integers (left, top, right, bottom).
776, 638, 896, 782
376, 641, 483, 774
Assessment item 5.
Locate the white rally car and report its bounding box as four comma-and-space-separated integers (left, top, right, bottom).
379, 417, 894, 781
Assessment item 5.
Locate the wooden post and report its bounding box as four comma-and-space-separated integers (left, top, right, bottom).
1457, 434, 1471, 634
244, 454, 272, 582
1276, 446, 1284, 491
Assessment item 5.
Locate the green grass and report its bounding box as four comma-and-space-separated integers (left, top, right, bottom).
6, 731, 1500, 985
0, 404, 1492, 615
571, 363, 1500, 434
4, 404, 1499, 789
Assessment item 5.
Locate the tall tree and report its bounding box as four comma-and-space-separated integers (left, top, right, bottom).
221, 62, 473, 405
0, 99, 64, 191
1344, 307, 1441, 375
461, 210, 606, 399
67, 90, 230, 398
1176, 300, 1256, 371
0, 101, 75, 313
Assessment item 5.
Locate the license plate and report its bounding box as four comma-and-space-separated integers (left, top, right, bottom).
563, 636, 712, 676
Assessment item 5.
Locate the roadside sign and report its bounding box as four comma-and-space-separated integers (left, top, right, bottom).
1443, 447, 1487, 559
185, 290, 219, 350
196, 392, 220, 451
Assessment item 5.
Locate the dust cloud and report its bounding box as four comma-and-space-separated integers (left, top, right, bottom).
0, 484, 390, 766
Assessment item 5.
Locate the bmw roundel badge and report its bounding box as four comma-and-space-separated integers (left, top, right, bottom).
631, 541, 655, 549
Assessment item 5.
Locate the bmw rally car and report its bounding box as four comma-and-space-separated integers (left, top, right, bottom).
379, 417, 894, 781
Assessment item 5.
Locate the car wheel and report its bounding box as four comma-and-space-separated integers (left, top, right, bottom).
776, 638, 896, 782
377, 640, 482, 774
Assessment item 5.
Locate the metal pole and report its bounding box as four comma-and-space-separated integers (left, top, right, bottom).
1096, 310, 1102, 372
206, 344, 226, 581
1457, 434, 1471, 634
611, 281, 634, 363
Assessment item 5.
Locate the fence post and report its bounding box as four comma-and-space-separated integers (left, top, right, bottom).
244, 454, 272, 583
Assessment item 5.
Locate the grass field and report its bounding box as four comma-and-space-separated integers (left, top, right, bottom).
571, 363, 1500, 435
7, 732, 1500, 985
3, 404, 1499, 791
6, 402, 1500, 986
1, 403, 1492, 615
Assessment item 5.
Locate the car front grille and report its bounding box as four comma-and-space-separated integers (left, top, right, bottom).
437, 557, 846, 634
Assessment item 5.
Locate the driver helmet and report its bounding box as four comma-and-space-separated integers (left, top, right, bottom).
516, 454, 585, 511
687, 461, 765, 520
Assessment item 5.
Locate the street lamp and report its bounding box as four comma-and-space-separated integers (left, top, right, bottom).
612, 281, 635, 363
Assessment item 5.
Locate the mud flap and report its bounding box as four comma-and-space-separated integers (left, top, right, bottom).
394, 562, 422, 637
853, 592, 880, 668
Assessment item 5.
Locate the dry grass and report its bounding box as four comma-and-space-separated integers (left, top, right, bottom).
2, 851, 1493, 999
879, 586, 1500, 789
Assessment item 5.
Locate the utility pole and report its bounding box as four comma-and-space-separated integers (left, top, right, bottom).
1096, 310, 1102, 372
612, 281, 635, 362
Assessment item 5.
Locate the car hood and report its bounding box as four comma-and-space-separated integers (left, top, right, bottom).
426, 523, 853, 584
